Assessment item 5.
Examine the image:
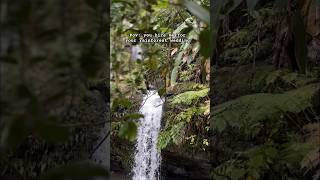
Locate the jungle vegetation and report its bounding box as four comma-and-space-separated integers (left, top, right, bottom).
111, 0, 319, 180
0, 0, 109, 180
0, 0, 318, 180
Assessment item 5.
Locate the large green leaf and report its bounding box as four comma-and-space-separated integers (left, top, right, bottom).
182, 0, 210, 24
118, 121, 138, 141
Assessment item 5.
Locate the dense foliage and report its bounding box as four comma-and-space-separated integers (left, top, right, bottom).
210, 0, 320, 179
0, 0, 109, 179
112, 0, 319, 179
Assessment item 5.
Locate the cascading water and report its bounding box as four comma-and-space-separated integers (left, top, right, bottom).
132, 90, 164, 180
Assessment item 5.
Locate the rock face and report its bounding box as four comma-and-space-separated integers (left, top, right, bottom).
162, 150, 211, 180
89, 90, 110, 169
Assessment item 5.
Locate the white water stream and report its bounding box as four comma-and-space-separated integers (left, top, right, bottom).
132, 90, 164, 180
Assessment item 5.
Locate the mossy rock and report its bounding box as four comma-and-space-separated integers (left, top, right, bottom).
111, 134, 134, 171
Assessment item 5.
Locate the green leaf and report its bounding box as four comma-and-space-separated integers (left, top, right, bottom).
39, 163, 108, 180
170, 88, 209, 105
144, 58, 159, 71
156, 0, 169, 8
173, 21, 189, 35
158, 87, 166, 97
123, 113, 144, 121
118, 121, 137, 141
182, 0, 210, 24
211, 83, 319, 136
112, 97, 132, 110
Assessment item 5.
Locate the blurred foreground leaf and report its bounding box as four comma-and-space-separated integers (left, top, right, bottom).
123, 113, 144, 121
182, 0, 210, 24
118, 121, 137, 142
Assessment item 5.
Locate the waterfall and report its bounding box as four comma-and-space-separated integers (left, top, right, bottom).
132, 90, 164, 180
